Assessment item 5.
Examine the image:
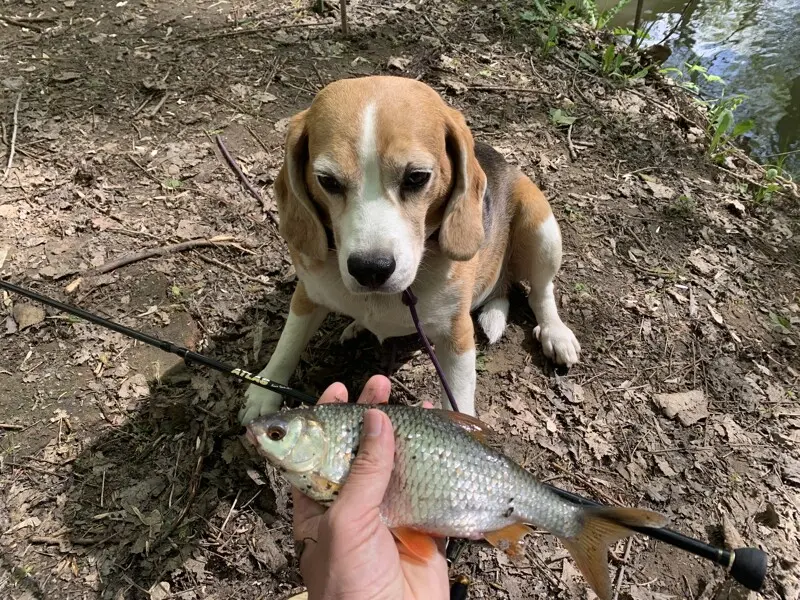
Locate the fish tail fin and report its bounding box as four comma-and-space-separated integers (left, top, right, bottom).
559, 507, 667, 600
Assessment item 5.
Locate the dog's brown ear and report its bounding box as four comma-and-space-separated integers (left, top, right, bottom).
274, 109, 328, 263
439, 108, 487, 261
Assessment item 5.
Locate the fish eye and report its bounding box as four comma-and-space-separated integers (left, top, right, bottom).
267, 425, 286, 441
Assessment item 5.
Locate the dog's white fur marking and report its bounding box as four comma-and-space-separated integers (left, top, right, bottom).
526, 214, 581, 366
478, 297, 509, 344
238, 305, 329, 423
336, 103, 420, 295
435, 346, 477, 416
339, 320, 366, 344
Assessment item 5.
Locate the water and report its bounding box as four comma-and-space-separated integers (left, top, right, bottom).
600, 0, 800, 176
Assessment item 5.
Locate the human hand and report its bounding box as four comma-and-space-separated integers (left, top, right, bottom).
291, 375, 449, 600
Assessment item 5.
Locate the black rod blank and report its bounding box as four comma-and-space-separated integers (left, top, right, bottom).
0, 278, 318, 407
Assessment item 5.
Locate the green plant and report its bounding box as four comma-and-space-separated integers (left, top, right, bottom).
549, 107, 577, 127
705, 93, 754, 160
661, 63, 754, 162
664, 195, 696, 218
753, 155, 791, 203
578, 40, 649, 80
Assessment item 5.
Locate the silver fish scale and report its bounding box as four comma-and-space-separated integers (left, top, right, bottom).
313, 404, 582, 540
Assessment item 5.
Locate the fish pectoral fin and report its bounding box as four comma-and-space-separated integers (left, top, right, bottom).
483, 522, 534, 558
391, 526, 438, 563
435, 410, 494, 444
559, 507, 668, 600
309, 473, 341, 496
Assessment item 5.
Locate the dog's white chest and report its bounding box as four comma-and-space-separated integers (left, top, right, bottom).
300, 255, 459, 342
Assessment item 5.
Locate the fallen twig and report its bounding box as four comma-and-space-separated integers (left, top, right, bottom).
469, 85, 552, 95
215, 135, 264, 203
215, 134, 281, 228
29, 535, 106, 546
0, 423, 24, 430
93, 236, 242, 275
0, 15, 47, 32
65, 236, 247, 293
340, 0, 348, 34
215, 489, 241, 541
566, 123, 579, 161
156, 427, 206, 545
611, 537, 634, 600
181, 21, 331, 43
1, 92, 22, 184
193, 252, 269, 287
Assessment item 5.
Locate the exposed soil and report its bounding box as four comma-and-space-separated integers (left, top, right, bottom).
1, 1, 798, 599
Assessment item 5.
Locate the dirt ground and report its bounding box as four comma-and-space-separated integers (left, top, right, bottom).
1, 1, 798, 599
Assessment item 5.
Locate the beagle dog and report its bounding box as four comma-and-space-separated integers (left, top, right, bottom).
239, 75, 580, 423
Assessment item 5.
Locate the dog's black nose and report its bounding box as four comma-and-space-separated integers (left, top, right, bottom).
347, 253, 396, 288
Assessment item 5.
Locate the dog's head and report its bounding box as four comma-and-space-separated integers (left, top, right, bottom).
274, 75, 487, 294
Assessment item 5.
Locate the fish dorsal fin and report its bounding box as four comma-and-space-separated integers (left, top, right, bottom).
391, 526, 438, 563
434, 410, 494, 444
483, 522, 534, 559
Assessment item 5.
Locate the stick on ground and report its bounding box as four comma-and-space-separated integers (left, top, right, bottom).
1, 92, 22, 184
65, 236, 246, 293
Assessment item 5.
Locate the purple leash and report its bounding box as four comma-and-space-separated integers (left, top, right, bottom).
401, 288, 461, 414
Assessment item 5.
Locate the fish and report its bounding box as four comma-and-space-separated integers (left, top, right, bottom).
246, 403, 667, 600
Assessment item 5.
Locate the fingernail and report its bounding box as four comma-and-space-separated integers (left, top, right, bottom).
364, 410, 383, 437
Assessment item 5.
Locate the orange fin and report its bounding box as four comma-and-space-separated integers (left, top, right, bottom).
434, 410, 494, 443
483, 522, 534, 558
391, 526, 438, 563
559, 507, 668, 600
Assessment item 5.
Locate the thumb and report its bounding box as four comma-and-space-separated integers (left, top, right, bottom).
334, 409, 395, 513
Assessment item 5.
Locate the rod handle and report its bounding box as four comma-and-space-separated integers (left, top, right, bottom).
730, 547, 768, 592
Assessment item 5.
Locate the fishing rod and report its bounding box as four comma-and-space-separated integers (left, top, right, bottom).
0, 278, 769, 592
543, 484, 767, 592
0, 278, 318, 407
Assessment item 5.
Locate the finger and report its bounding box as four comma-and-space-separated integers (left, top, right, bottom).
422, 400, 434, 409
292, 486, 326, 541
316, 381, 349, 405
332, 409, 394, 513
356, 374, 391, 405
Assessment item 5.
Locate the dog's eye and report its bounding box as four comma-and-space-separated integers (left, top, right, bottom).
402, 170, 431, 191
317, 174, 344, 194
266, 425, 286, 441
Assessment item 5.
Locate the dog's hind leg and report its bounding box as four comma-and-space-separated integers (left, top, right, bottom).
509, 176, 580, 367
477, 297, 510, 344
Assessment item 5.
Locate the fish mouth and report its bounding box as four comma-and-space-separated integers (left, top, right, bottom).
244, 426, 260, 449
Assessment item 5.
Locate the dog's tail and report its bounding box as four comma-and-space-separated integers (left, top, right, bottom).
477, 297, 509, 344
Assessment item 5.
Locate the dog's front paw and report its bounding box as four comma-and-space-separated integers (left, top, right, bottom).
339, 321, 365, 344
534, 322, 581, 367
239, 384, 283, 425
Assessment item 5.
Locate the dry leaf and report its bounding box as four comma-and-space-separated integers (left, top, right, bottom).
585, 430, 613, 460
721, 513, 745, 549
707, 304, 724, 325
148, 582, 171, 600
653, 389, 708, 426
52, 71, 81, 82
655, 457, 677, 477
645, 180, 675, 199
12, 303, 45, 330
119, 374, 150, 400
387, 56, 411, 71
